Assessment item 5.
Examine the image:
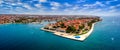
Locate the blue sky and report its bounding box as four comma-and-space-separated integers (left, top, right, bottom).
0, 0, 120, 16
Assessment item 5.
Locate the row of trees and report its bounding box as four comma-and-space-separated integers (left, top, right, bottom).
66, 25, 85, 33
54, 19, 100, 34
88, 19, 99, 27
66, 26, 76, 33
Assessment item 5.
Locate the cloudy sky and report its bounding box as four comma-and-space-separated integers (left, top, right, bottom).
0, 0, 120, 16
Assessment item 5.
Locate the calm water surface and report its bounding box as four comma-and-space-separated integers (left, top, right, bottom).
0, 16, 120, 50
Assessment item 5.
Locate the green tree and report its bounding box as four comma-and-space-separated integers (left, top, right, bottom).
60, 23, 65, 28
66, 26, 76, 33
79, 25, 84, 30
88, 22, 92, 27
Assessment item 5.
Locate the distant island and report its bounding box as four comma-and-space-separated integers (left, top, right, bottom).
0, 14, 101, 41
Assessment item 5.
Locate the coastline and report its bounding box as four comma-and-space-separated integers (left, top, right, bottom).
41, 23, 95, 41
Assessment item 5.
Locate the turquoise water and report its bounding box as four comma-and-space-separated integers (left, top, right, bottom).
0, 16, 120, 50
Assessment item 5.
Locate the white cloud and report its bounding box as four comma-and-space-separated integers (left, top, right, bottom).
1, 0, 120, 16
1, 0, 23, 6
51, 7, 58, 10
72, 5, 79, 10
23, 4, 33, 10
64, 9, 69, 12
109, 9, 117, 12
95, 1, 105, 7
0, 0, 3, 4
64, 3, 72, 7
108, 4, 120, 13
14, 7, 25, 12
106, 1, 112, 4
11, 3, 16, 6
106, 0, 118, 4
109, 4, 120, 9
50, 2, 61, 7
34, 4, 42, 8
10, 9, 120, 16
41, 8, 120, 16
89, 9, 102, 13
77, 0, 86, 3
17, 0, 23, 5
3, 0, 15, 2
83, 1, 105, 8
110, 6, 116, 9
83, 4, 93, 8
50, 2, 61, 10
116, 4, 120, 7
39, 0, 47, 2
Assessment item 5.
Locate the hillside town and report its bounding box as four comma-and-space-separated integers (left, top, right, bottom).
0, 14, 101, 24
0, 14, 64, 24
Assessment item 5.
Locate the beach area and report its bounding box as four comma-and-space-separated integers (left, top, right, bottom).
41, 23, 95, 41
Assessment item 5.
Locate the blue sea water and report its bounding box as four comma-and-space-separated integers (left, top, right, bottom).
0, 16, 120, 50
